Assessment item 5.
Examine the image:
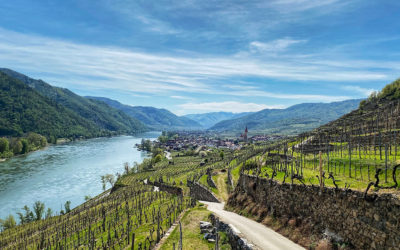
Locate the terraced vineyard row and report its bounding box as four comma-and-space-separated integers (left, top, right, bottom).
0, 183, 191, 249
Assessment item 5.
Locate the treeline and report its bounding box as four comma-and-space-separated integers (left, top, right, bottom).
0, 200, 71, 232
0, 133, 47, 158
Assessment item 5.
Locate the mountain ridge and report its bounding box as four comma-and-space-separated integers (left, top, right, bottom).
183, 111, 251, 129
86, 96, 202, 131
209, 99, 363, 135
0, 68, 148, 139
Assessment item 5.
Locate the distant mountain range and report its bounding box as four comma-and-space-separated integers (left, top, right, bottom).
0, 68, 363, 138
183, 112, 251, 129
87, 97, 202, 131
0, 69, 147, 139
209, 99, 362, 135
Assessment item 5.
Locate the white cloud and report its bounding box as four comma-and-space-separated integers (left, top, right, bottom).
269, 0, 342, 12
222, 90, 351, 102
250, 38, 307, 53
342, 85, 376, 96
170, 95, 192, 100
0, 28, 394, 104
178, 101, 285, 113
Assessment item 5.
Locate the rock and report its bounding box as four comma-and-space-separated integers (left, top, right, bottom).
204, 233, 216, 240
201, 228, 213, 234
200, 221, 213, 230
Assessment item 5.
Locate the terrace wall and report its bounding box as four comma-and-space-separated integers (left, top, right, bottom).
227, 174, 400, 249
187, 180, 220, 202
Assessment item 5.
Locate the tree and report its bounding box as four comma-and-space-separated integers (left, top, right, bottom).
20, 139, 29, 154
152, 147, 163, 158
17, 205, 34, 224
64, 201, 71, 213
158, 135, 168, 143
84, 195, 92, 201
0, 215, 16, 231
101, 174, 115, 190
124, 162, 130, 175
33, 201, 45, 221
45, 208, 53, 219
0, 138, 9, 153
10, 139, 22, 154
154, 154, 163, 163
220, 151, 224, 160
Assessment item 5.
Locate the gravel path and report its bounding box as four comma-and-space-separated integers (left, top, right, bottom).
200, 201, 304, 250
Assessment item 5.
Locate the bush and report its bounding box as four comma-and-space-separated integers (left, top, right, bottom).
154, 154, 163, 163
0, 215, 16, 231
0, 138, 9, 153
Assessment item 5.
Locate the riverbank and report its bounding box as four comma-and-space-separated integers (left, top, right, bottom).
0, 133, 159, 220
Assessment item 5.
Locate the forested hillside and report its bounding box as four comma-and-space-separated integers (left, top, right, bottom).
0, 70, 148, 142
0, 72, 98, 139
0, 69, 147, 134
87, 96, 202, 131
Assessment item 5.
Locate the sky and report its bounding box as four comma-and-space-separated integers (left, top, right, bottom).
0, 0, 400, 115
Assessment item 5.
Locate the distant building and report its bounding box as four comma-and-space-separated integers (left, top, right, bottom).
240, 126, 248, 142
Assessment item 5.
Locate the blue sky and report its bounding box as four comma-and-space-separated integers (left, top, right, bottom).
0, 0, 399, 115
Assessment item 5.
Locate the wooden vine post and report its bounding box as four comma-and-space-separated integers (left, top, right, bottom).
319, 151, 324, 189
178, 221, 183, 250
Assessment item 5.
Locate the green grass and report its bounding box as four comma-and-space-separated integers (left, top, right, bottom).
248, 146, 400, 192
160, 206, 214, 250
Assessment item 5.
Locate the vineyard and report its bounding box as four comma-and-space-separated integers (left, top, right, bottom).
3, 80, 400, 249
0, 183, 191, 249
0, 142, 271, 249
239, 88, 400, 196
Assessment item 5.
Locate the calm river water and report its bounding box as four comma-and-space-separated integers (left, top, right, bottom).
0, 132, 159, 219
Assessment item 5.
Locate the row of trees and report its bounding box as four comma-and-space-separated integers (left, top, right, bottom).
0, 200, 73, 232
0, 132, 47, 158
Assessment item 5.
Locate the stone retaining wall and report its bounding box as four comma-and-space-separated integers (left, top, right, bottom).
147, 180, 183, 196
187, 180, 220, 202
206, 168, 217, 188
209, 214, 253, 250
227, 174, 400, 249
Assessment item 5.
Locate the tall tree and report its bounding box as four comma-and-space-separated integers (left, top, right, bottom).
33, 201, 45, 221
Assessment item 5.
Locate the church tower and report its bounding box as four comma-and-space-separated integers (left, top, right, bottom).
244, 126, 248, 142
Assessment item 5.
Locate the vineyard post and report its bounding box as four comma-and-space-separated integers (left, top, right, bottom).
349, 139, 352, 178
178, 221, 183, 250
319, 151, 324, 189
215, 231, 219, 250
385, 144, 388, 183
131, 233, 135, 250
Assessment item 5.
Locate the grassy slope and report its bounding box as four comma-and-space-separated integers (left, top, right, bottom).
160, 206, 213, 250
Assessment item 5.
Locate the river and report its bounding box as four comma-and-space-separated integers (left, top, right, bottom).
0, 132, 159, 220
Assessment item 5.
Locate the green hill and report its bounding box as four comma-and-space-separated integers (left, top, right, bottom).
0, 72, 97, 138
0, 69, 147, 137
209, 99, 362, 135
87, 96, 202, 131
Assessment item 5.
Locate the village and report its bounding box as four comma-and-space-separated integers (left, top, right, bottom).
137, 127, 286, 152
